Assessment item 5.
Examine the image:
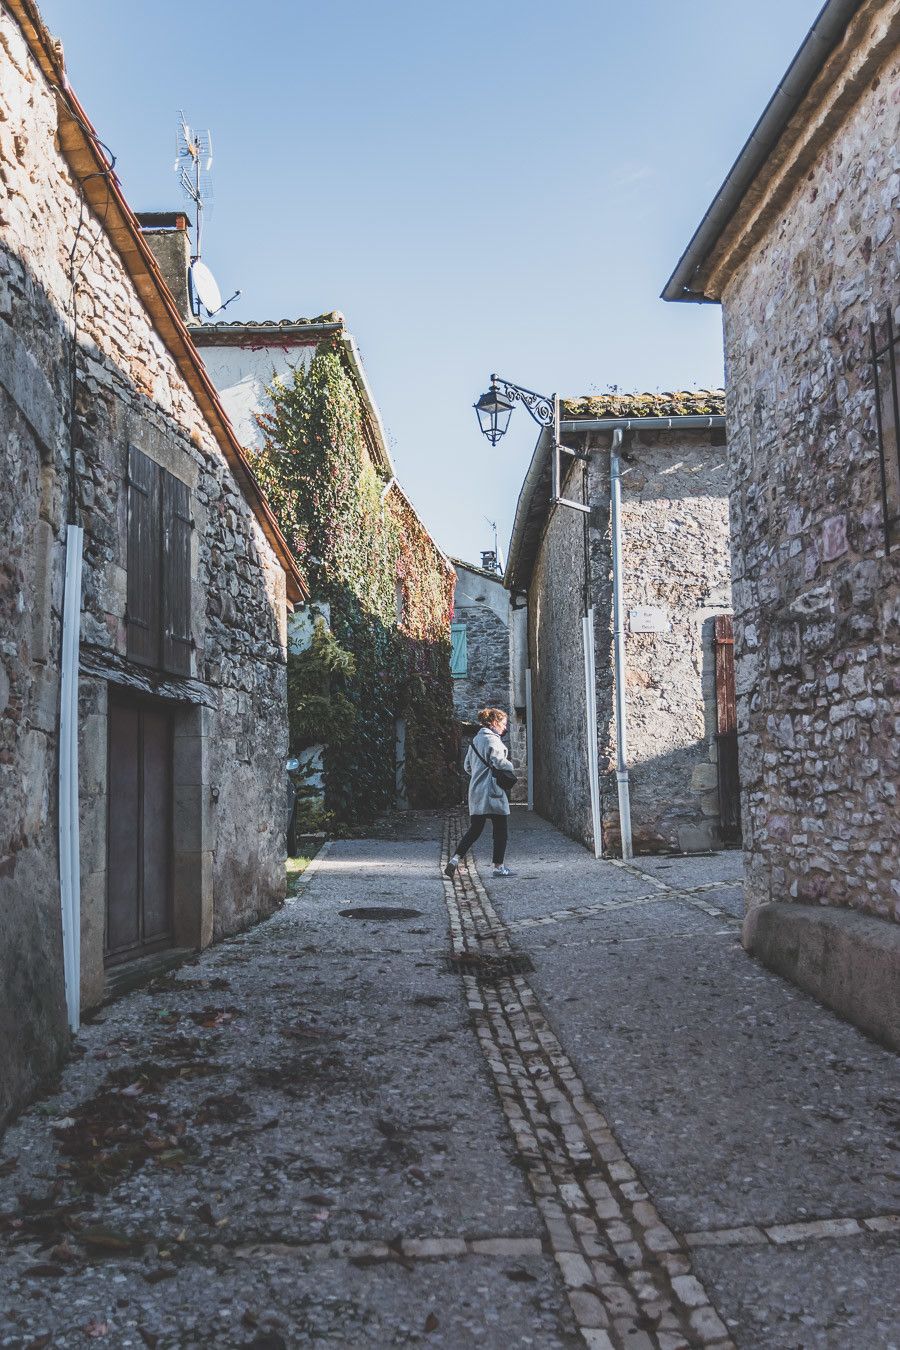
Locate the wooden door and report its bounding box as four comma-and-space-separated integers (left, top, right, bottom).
106, 695, 174, 965
713, 615, 741, 842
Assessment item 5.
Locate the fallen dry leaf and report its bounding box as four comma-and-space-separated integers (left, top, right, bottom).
80, 1227, 141, 1254
504, 1267, 538, 1283
154, 1149, 187, 1169
49, 1238, 79, 1264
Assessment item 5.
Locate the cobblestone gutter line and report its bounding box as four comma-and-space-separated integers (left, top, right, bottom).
441, 816, 735, 1350
232, 1210, 899, 1268
507, 884, 741, 935
605, 859, 741, 925
468, 883, 740, 945
523, 928, 737, 953
231, 1213, 899, 1268
234, 1235, 544, 1261
685, 1213, 900, 1248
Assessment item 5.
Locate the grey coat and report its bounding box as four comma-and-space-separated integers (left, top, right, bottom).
464, 728, 513, 817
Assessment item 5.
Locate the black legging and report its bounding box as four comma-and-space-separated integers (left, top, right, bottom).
455, 813, 508, 866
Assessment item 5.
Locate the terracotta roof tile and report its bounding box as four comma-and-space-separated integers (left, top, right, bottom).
561, 388, 725, 419
195, 313, 344, 331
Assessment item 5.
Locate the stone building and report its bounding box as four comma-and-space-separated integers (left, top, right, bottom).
505, 391, 732, 853
450, 558, 528, 799
664, 0, 899, 1045
166, 295, 457, 819
0, 3, 306, 1127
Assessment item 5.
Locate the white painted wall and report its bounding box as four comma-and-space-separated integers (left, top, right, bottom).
199, 343, 316, 449
452, 564, 508, 622
510, 603, 528, 710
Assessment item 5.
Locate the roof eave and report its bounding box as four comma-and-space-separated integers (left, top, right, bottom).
504, 427, 553, 594
191, 320, 345, 348
387, 480, 455, 578
662, 0, 864, 303
340, 334, 396, 480
9, 0, 308, 604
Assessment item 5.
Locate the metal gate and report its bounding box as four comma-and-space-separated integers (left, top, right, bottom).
106, 694, 174, 965
713, 615, 741, 842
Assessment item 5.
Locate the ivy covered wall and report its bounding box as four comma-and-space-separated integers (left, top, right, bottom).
252, 339, 458, 823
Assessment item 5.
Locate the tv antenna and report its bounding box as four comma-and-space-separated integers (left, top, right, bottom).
175, 112, 240, 320
482, 518, 505, 574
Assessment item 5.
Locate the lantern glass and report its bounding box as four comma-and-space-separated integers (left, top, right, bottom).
475, 387, 514, 445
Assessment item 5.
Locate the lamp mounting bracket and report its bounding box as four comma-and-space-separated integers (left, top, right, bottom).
489, 375, 554, 427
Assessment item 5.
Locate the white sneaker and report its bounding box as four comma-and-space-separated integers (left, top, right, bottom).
492, 865, 513, 877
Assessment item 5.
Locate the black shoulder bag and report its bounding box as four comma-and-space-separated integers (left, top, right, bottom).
471, 739, 518, 794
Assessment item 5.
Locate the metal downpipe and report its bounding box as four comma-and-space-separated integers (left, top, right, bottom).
610, 432, 633, 860
58, 523, 84, 1032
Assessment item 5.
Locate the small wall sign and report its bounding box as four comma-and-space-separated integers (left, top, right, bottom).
629, 607, 670, 634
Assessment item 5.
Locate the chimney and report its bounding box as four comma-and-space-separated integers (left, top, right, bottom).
136, 212, 194, 324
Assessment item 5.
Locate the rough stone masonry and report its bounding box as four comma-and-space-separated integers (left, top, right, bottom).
722, 34, 899, 925
662, 0, 900, 1045
519, 400, 731, 854
0, 5, 296, 1127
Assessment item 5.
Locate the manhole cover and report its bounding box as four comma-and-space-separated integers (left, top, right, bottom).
339, 907, 424, 921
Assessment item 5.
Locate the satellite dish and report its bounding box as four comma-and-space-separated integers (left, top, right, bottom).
190, 260, 222, 316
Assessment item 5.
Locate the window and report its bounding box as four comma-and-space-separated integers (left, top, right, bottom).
450, 622, 467, 678
870, 304, 900, 551
126, 446, 193, 676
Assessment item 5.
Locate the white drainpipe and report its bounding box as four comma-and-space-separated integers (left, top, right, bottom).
524, 667, 534, 811
58, 524, 84, 1032
582, 607, 603, 857
610, 432, 633, 860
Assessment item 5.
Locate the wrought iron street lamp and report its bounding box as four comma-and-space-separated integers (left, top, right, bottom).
473, 374, 589, 513
474, 384, 514, 445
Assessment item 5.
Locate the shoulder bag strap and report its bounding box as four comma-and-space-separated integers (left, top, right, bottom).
470, 739, 495, 776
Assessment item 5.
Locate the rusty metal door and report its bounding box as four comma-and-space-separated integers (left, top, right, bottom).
106, 695, 174, 965
713, 615, 741, 843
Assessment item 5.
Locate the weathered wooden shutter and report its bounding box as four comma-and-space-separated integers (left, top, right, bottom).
450, 622, 467, 678
713, 614, 741, 841
162, 472, 193, 676
127, 446, 161, 667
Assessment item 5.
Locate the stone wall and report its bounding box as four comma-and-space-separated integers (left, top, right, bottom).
0, 11, 289, 1126
527, 433, 731, 854
0, 274, 69, 1132
721, 42, 899, 921
451, 567, 511, 724
589, 431, 732, 852
528, 463, 596, 844
451, 562, 528, 802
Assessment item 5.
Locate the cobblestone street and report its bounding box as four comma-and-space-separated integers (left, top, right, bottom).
1, 810, 897, 1349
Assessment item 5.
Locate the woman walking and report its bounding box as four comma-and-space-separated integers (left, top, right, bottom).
444, 707, 514, 879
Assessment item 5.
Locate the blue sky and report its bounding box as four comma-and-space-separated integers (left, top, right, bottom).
40, 0, 822, 565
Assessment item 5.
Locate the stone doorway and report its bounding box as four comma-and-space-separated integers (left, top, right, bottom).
713, 615, 741, 842
105, 693, 175, 966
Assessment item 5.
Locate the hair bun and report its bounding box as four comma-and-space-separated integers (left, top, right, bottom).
477, 707, 506, 726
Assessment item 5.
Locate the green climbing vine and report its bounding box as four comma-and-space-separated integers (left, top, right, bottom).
252, 339, 457, 824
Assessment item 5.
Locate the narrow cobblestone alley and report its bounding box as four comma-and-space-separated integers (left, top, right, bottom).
1, 811, 897, 1349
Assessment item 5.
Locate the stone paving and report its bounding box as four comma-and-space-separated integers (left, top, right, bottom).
0, 808, 897, 1348
474, 810, 900, 1348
